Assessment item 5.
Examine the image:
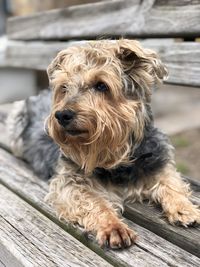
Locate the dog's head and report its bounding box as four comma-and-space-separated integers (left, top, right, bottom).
47, 39, 167, 173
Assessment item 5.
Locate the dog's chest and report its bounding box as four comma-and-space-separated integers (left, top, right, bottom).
93, 152, 153, 186
93, 126, 171, 185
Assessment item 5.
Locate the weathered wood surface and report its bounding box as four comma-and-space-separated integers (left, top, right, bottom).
0, 185, 112, 267
1, 37, 200, 87
0, 36, 79, 70
7, 0, 200, 41
0, 148, 200, 265
143, 40, 200, 86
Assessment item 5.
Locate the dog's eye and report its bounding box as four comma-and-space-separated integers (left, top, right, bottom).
94, 82, 108, 92
61, 85, 68, 94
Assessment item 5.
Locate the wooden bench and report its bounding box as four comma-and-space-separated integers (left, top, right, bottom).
0, 1, 200, 266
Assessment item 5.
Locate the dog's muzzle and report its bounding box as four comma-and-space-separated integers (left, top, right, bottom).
55, 110, 75, 127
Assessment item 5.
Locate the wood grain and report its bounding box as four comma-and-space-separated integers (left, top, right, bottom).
6, 0, 200, 40
0, 184, 112, 267
0, 148, 200, 264
125, 201, 200, 258
0, 37, 80, 70
1, 37, 200, 87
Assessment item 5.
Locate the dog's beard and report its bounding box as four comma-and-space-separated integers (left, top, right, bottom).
48, 96, 146, 173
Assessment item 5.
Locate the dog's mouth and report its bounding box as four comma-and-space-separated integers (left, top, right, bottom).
65, 129, 88, 136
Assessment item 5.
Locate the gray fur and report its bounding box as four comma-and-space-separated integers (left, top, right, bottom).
7, 100, 28, 157
8, 90, 59, 179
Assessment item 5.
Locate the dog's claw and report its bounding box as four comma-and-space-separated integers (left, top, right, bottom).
167, 203, 200, 227
96, 221, 137, 249
188, 220, 198, 227
174, 220, 182, 226
103, 240, 109, 248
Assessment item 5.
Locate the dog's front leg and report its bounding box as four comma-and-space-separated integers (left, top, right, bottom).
147, 164, 200, 226
46, 173, 137, 248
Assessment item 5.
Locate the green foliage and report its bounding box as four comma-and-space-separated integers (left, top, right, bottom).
171, 136, 190, 148
176, 162, 190, 175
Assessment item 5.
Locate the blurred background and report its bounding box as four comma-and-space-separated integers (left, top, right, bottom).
0, 0, 200, 181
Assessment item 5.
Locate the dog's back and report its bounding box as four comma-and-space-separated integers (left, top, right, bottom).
7, 89, 59, 179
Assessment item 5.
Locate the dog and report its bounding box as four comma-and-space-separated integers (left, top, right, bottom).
8, 39, 200, 249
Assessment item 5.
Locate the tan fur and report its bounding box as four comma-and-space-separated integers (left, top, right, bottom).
45, 159, 136, 248
47, 39, 167, 173
45, 39, 199, 248
147, 164, 200, 226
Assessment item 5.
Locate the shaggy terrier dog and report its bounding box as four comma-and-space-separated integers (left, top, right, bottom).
8, 39, 200, 249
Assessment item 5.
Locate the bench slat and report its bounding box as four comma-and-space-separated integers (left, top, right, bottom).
0, 184, 112, 267
0, 148, 200, 265
7, 0, 200, 40
1, 38, 200, 87
125, 200, 200, 258
0, 37, 77, 70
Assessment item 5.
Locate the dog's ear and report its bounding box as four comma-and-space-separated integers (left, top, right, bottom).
47, 50, 68, 81
117, 39, 168, 90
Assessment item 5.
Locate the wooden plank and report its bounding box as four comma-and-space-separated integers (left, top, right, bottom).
1, 37, 200, 87
125, 199, 200, 258
142, 40, 200, 86
142, 41, 200, 63
7, 0, 200, 41
0, 37, 81, 70
0, 148, 200, 265
163, 63, 200, 87
0, 185, 112, 267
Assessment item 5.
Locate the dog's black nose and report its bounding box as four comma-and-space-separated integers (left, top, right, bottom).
55, 110, 75, 127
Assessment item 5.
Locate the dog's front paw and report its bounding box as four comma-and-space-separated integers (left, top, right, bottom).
166, 201, 200, 227
96, 220, 137, 249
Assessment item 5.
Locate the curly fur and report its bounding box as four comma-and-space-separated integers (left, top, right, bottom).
7, 39, 200, 249
7, 90, 59, 179
47, 39, 167, 173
